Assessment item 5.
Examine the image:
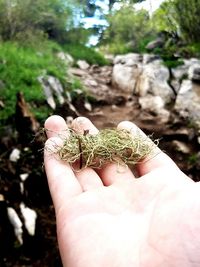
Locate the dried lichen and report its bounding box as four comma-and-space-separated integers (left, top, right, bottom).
50, 128, 157, 170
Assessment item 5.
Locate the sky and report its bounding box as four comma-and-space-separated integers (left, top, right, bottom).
134, 0, 165, 15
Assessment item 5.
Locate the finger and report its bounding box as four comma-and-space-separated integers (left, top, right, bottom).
72, 117, 135, 186
44, 116, 82, 210
45, 115, 69, 139
71, 117, 104, 189
96, 162, 135, 186
44, 137, 82, 211
72, 116, 99, 135
76, 168, 103, 191
117, 121, 179, 176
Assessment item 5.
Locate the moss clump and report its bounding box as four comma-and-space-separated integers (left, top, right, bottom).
52, 128, 156, 170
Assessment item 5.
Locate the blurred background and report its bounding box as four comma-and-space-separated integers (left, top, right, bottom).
0, 0, 200, 266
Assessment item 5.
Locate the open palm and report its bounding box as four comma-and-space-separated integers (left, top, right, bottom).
44, 116, 199, 267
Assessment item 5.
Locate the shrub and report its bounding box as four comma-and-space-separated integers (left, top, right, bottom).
63, 44, 109, 66
0, 41, 67, 121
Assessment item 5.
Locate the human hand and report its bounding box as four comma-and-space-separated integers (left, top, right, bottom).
44, 115, 200, 267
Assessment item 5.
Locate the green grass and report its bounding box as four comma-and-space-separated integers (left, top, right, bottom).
63, 44, 109, 66
99, 42, 132, 55
0, 41, 67, 121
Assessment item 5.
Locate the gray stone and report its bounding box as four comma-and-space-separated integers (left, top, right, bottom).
135, 61, 174, 103
38, 74, 64, 109
57, 52, 74, 65
139, 95, 164, 113
77, 60, 90, 70
188, 64, 200, 82
112, 63, 142, 93
172, 140, 191, 154
175, 80, 200, 129
146, 38, 164, 50
9, 148, 21, 162
113, 53, 142, 65
139, 95, 170, 123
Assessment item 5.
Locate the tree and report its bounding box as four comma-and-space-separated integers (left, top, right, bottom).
0, 0, 73, 43
100, 4, 153, 52
173, 0, 200, 43
151, 1, 178, 37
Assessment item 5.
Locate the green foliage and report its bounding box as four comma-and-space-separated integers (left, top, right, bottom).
100, 42, 133, 55
0, 0, 74, 44
101, 5, 155, 53
151, 1, 178, 36
64, 44, 109, 66
179, 43, 200, 58
173, 0, 200, 43
0, 41, 67, 121
163, 59, 184, 69
188, 154, 199, 165
65, 27, 93, 45
153, 0, 200, 44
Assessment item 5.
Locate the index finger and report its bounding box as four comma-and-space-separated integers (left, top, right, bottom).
44, 116, 82, 211
117, 121, 179, 176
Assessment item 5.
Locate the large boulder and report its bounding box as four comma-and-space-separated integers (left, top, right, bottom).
188, 64, 200, 82
136, 61, 174, 103
175, 80, 200, 130
112, 54, 174, 103
139, 95, 170, 123
112, 63, 142, 93
146, 37, 164, 50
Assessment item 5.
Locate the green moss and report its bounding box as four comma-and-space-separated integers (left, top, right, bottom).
46, 128, 157, 170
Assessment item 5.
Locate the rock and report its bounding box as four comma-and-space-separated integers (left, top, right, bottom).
172, 140, 191, 154
69, 68, 86, 77
57, 52, 74, 65
38, 74, 64, 109
20, 173, 29, 182
7, 207, 23, 245
77, 60, 90, 70
146, 37, 164, 50
143, 54, 160, 64
135, 61, 174, 103
198, 136, 200, 145
84, 78, 98, 87
175, 80, 200, 129
139, 95, 170, 123
0, 100, 4, 108
171, 64, 189, 80
112, 54, 174, 103
112, 63, 142, 93
113, 53, 142, 65
188, 64, 200, 82
184, 58, 200, 68
20, 203, 37, 236
139, 95, 164, 113
9, 148, 21, 162
84, 102, 92, 112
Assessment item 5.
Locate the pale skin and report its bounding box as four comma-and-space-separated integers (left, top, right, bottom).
44, 115, 200, 267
